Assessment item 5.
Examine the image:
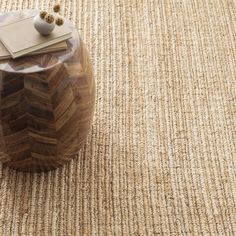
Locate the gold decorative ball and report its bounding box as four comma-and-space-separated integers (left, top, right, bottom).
53, 3, 61, 13
45, 14, 55, 24
39, 10, 47, 19
55, 17, 64, 26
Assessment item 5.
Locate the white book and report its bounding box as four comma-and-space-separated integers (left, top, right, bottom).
0, 41, 68, 60
0, 16, 72, 58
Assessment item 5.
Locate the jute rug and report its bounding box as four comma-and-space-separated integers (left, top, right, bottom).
0, 0, 235, 235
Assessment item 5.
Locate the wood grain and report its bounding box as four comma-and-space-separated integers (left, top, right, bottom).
0, 40, 95, 172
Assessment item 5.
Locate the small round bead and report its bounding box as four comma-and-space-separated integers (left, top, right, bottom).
39, 10, 47, 19
45, 14, 55, 24
55, 17, 64, 26
53, 4, 61, 13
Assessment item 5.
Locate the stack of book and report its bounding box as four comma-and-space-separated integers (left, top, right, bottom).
0, 16, 72, 59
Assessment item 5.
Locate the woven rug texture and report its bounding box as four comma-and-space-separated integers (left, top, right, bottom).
0, 0, 236, 235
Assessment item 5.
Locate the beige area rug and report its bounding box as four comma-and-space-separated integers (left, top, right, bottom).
0, 0, 235, 235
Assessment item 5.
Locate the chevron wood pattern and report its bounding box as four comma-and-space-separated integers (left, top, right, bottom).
0, 30, 95, 172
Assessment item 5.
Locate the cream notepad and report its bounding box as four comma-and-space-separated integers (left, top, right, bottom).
0, 16, 72, 58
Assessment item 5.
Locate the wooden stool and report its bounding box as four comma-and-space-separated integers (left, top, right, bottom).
0, 10, 95, 172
